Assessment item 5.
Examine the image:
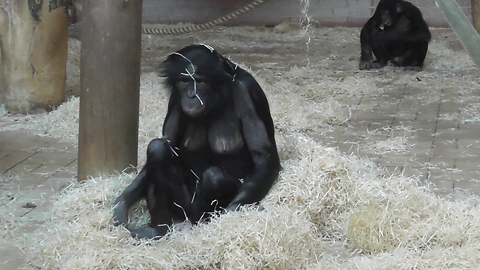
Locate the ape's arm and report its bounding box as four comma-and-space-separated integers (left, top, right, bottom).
359, 16, 379, 70
162, 97, 184, 144
226, 80, 280, 211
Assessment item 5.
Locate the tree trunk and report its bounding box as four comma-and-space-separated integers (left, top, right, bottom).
77, 0, 142, 181
473, 0, 480, 32
0, 1, 68, 114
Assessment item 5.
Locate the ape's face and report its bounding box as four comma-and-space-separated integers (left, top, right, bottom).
380, 10, 395, 28
176, 73, 210, 118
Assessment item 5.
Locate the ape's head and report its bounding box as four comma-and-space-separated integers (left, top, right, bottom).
377, 0, 403, 29
160, 45, 237, 118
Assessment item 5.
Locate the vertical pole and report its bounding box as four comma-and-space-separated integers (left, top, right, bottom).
435, 0, 480, 69
78, 0, 143, 181
473, 0, 480, 32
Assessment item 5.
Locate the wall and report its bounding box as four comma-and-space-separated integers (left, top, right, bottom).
142, 0, 473, 28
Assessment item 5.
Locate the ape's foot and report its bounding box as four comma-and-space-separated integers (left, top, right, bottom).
370, 61, 387, 69
112, 201, 129, 226
403, 65, 422, 71
359, 60, 371, 70
131, 226, 169, 240
173, 220, 192, 233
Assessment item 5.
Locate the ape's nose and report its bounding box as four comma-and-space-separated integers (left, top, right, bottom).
187, 88, 197, 98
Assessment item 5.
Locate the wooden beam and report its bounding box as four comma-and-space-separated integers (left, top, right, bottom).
435, 0, 480, 69
78, 0, 143, 181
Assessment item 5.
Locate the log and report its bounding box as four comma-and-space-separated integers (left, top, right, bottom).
0, 1, 68, 114
77, 0, 142, 181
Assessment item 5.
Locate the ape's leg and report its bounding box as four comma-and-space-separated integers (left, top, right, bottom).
130, 182, 170, 239
113, 138, 172, 226
112, 138, 177, 228
131, 138, 192, 239
112, 168, 148, 226
202, 166, 241, 202
189, 166, 241, 222
393, 41, 428, 71
370, 29, 391, 69
371, 46, 390, 69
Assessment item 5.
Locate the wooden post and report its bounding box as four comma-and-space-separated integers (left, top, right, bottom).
473, 0, 480, 32
0, 1, 68, 114
77, 0, 143, 181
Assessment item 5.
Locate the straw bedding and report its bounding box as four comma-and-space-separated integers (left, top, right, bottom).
1, 24, 480, 269
23, 134, 480, 269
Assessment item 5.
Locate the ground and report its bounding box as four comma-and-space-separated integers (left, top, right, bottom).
0, 24, 480, 269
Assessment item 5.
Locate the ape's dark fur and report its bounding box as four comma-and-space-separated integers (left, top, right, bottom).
359, 0, 431, 71
113, 45, 281, 239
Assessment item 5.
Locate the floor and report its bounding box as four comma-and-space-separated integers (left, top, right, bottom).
2, 82, 480, 269
318, 84, 480, 194
0, 131, 77, 269
1, 25, 480, 269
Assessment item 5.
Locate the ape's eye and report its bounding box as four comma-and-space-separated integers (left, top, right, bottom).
178, 78, 190, 85
196, 80, 205, 85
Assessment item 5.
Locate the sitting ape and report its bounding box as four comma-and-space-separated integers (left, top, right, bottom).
112, 44, 281, 239
359, 0, 431, 71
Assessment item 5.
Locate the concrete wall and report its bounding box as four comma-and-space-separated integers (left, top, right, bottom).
142, 0, 473, 28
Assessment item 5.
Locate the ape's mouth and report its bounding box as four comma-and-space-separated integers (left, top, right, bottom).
182, 104, 205, 118
379, 21, 392, 30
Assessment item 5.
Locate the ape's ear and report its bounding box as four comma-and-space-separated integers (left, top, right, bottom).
157, 56, 180, 92
157, 55, 173, 78
158, 55, 182, 80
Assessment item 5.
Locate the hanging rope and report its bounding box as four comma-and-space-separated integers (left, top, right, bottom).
142, 0, 269, 35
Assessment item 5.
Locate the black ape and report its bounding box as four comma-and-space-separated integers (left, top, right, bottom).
112, 44, 281, 239
359, 0, 431, 71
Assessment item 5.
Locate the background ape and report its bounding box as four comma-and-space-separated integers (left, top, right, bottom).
112, 44, 281, 239
359, 0, 431, 71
